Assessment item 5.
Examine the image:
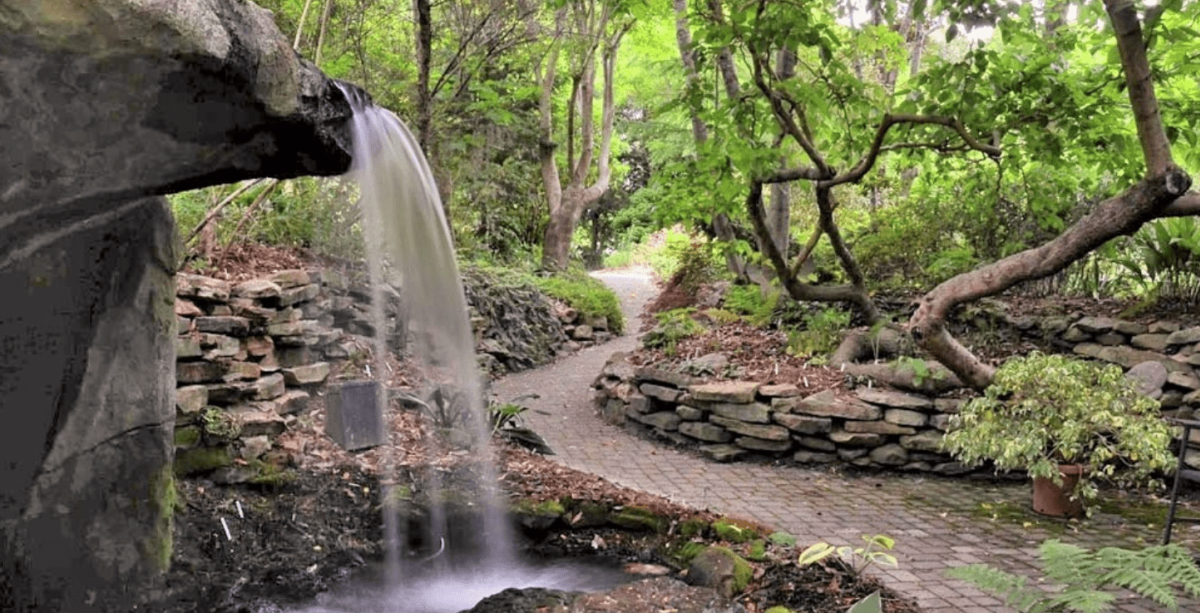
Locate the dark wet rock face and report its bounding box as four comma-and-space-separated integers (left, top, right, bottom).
0, 1, 357, 610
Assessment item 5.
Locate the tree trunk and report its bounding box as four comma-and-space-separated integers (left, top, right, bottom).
908, 0, 1190, 389
538, 3, 624, 271
766, 47, 796, 257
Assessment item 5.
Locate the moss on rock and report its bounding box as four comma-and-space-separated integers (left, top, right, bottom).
608, 506, 668, 532
712, 517, 758, 543
174, 446, 233, 476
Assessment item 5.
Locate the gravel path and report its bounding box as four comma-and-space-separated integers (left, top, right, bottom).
490, 268, 1190, 613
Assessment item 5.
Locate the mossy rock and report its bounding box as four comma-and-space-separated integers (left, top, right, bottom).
173, 425, 202, 449
712, 517, 759, 543
765, 607, 794, 613
246, 461, 296, 487
678, 518, 708, 538
686, 545, 754, 598
174, 446, 233, 476
512, 499, 566, 531
608, 506, 668, 532
571, 502, 610, 528
663, 540, 709, 567
746, 539, 767, 561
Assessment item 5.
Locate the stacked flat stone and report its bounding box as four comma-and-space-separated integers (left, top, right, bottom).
595, 355, 965, 473
598, 311, 1200, 473
174, 270, 343, 481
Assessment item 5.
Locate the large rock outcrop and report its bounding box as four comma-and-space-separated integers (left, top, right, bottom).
0, 1, 358, 610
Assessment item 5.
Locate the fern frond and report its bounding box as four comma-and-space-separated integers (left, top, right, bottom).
1043, 588, 1116, 613
947, 564, 1041, 611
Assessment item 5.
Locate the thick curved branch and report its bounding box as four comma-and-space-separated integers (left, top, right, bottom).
1105, 0, 1174, 175
749, 47, 833, 177
745, 182, 878, 320
762, 165, 825, 183
830, 114, 1000, 187
909, 169, 1191, 389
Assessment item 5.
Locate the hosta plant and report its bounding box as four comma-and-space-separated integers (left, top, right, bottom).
942, 352, 1174, 505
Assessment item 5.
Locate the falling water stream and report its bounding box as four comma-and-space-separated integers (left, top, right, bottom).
283, 89, 628, 612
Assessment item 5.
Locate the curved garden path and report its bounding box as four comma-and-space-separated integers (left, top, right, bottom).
491, 268, 1195, 613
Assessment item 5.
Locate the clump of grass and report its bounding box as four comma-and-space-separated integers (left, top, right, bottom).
533, 268, 624, 334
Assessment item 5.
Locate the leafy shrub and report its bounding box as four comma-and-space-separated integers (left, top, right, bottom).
532, 269, 624, 334
942, 352, 1174, 505
643, 308, 706, 354
786, 307, 852, 358
723, 284, 780, 328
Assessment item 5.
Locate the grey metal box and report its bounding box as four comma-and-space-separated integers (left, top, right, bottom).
325, 380, 385, 451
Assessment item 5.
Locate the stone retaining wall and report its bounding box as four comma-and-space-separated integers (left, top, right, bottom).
595, 313, 1200, 473
173, 267, 610, 481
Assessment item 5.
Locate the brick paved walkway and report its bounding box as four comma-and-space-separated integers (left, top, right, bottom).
491, 269, 1200, 612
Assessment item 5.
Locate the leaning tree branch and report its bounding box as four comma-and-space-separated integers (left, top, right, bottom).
909, 169, 1191, 389
749, 46, 833, 177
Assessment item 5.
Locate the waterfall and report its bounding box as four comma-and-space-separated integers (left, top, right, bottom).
285, 87, 626, 613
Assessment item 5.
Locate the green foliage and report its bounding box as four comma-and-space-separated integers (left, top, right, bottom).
798, 534, 899, 576
942, 353, 1175, 505
643, 308, 706, 354
1111, 217, 1200, 304
723, 284, 781, 328
488, 395, 553, 455
768, 531, 798, 547
947, 539, 1200, 612
847, 592, 882, 613
711, 517, 760, 544
786, 307, 851, 358
670, 239, 722, 294
201, 407, 241, 440
532, 269, 625, 335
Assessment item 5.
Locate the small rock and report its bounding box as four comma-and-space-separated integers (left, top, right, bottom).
869, 444, 908, 466
194, 316, 251, 337
885, 409, 927, 427
633, 411, 682, 432
232, 279, 282, 301
175, 298, 203, 317
837, 448, 869, 461
710, 416, 790, 441
175, 385, 209, 415
176, 361, 226, 384
1167, 327, 1200, 347
1061, 327, 1092, 342
271, 269, 311, 288
793, 450, 838, 463
640, 383, 683, 403
176, 336, 202, 359
1125, 361, 1168, 398
699, 444, 746, 463
781, 389, 881, 421
252, 373, 286, 400
690, 381, 761, 404
758, 383, 801, 398
676, 406, 704, 421
772, 413, 832, 434
844, 420, 916, 435
900, 431, 946, 452
279, 283, 320, 307
708, 402, 771, 424
176, 273, 230, 302
1150, 320, 1181, 334
240, 435, 272, 460
795, 436, 836, 452
1115, 320, 1149, 335
679, 422, 732, 443
829, 430, 885, 447
222, 361, 261, 382
1074, 316, 1118, 334
734, 436, 792, 452
855, 388, 933, 410
686, 547, 752, 599
571, 324, 595, 341
1096, 332, 1126, 346
1131, 334, 1170, 352
282, 362, 331, 386
1167, 371, 1200, 390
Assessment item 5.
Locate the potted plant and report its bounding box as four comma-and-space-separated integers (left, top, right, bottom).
942, 352, 1175, 518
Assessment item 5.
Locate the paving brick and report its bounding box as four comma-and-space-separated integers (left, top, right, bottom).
489, 270, 1200, 613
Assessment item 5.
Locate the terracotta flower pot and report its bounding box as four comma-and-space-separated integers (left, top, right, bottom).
1031, 464, 1086, 519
